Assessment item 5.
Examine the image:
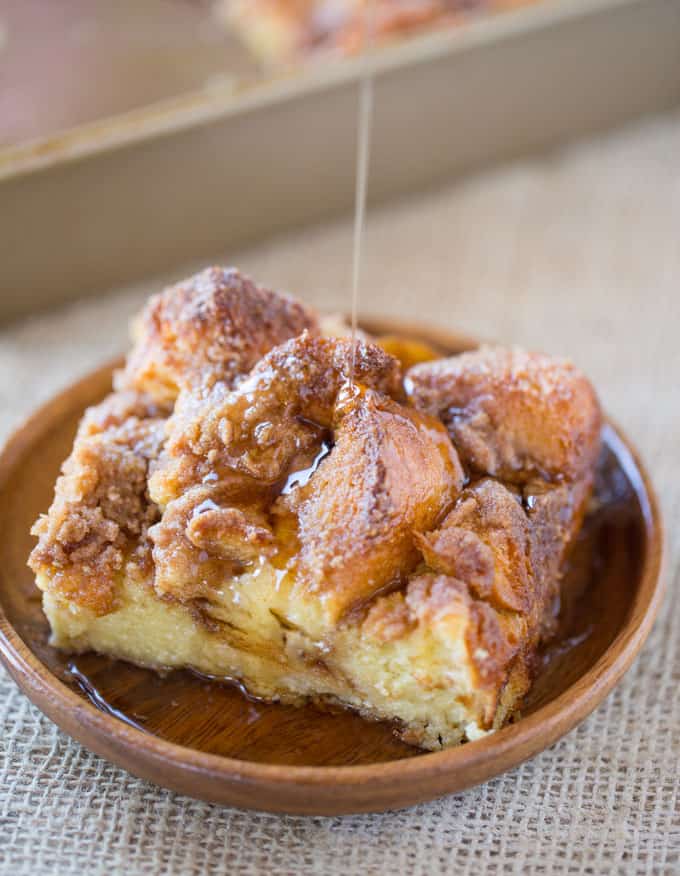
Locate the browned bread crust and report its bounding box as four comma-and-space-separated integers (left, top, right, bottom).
404, 347, 602, 483
118, 266, 318, 404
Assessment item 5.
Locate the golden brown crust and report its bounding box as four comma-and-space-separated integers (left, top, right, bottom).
148, 333, 426, 602
405, 347, 602, 483
364, 574, 470, 643
118, 266, 318, 404
149, 332, 403, 508
386, 347, 603, 699
417, 479, 532, 615
284, 389, 464, 620
522, 475, 594, 638
186, 501, 275, 562
29, 391, 165, 615
30, 268, 319, 613
362, 478, 534, 697
146, 485, 276, 601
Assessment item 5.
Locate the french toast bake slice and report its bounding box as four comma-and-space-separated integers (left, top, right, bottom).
222, 1, 540, 66
29, 266, 601, 749
223, 1, 462, 66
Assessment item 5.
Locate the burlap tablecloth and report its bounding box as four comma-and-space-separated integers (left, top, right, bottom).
1, 111, 678, 875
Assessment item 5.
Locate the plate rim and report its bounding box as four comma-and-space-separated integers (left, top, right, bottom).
0, 321, 665, 814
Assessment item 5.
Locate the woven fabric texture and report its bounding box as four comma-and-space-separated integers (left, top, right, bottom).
1, 111, 678, 875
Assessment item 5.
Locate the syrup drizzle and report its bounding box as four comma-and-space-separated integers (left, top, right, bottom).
280, 439, 333, 495
349, 2, 375, 386
68, 661, 148, 732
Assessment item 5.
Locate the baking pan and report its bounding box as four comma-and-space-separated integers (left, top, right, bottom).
1, 0, 679, 321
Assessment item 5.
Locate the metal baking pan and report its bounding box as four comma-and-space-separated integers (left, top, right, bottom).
1, 0, 679, 322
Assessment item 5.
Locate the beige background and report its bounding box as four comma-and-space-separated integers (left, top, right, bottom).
1, 110, 679, 874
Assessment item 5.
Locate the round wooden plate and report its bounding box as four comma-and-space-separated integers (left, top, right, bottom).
0, 320, 664, 815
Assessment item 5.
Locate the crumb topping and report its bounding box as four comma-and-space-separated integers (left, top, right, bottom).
29, 392, 165, 614
117, 266, 318, 403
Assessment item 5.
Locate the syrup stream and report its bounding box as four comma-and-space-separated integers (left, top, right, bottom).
349, 4, 375, 385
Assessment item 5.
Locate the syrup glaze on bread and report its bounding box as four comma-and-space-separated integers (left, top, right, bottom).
29, 267, 602, 749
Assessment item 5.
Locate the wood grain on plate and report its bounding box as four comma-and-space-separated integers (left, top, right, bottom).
0, 321, 664, 814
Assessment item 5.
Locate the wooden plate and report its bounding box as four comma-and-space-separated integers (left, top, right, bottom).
0, 321, 664, 815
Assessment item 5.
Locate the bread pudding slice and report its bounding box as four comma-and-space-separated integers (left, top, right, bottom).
221, 1, 539, 67
29, 267, 602, 749
222, 2, 459, 66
